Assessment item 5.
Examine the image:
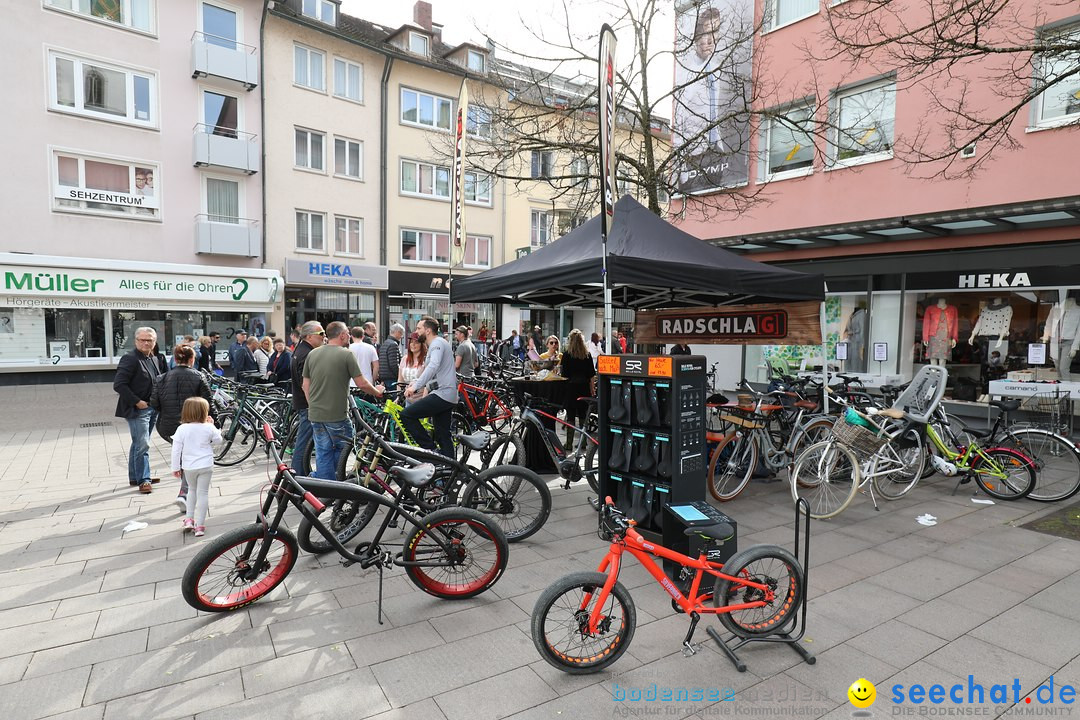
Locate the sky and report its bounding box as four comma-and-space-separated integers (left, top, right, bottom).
339, 0, 676, 109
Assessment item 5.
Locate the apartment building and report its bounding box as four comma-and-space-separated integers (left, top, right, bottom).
264, 0, 505, 337
2, 0, 280, 382
674, 0, 1080, 399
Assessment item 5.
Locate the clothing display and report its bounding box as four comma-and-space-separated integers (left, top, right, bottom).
1044, 299, 1080, 380
970, 300, 1013, 346
922, 302, 958, 362
844, 307, 867, 372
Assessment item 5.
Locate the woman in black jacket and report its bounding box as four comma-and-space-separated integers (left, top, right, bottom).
150, 344, 215, 442
196, 336, 214, 372
558, 329, 597, 449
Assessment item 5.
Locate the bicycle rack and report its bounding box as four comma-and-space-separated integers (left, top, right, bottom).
706, 498, 815, 672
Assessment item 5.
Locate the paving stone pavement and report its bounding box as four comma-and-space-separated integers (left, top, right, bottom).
1, 383, 1079, 719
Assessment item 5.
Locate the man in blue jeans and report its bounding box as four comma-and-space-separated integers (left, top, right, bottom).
303, 321, 384, 479
402, 316, 458, 457
114, 326, 163, 493
289, 321, 324, 474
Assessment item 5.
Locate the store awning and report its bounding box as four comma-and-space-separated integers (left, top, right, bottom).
715, 195, 1080, 254
451, 195, 824, 308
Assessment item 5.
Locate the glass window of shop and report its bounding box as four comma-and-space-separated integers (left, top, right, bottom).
285, 288, 376, 334
111, 310, 254, 355
0, 307, 107, 364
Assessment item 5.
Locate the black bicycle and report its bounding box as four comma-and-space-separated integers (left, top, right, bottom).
181, 422, 509, 617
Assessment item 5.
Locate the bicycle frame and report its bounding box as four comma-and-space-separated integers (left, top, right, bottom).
584, 525, 771, 634
458, 382, 513, 428
519, 406, 597, 465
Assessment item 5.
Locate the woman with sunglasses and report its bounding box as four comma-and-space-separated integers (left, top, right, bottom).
539, 335, 562, 364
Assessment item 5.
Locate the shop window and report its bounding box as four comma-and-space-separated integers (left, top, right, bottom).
764, 104, 815, 178
333, 58, 362, 102
49, 50, 156, 127
0, 307, 106, 364
400, 88, 452, 131
46, 0, 154, 34
830, 79, 895, 166
294, 44, 326, 91
1034, 26, 1080, 127
53, 151, 160, 220
401, 228, 449, 264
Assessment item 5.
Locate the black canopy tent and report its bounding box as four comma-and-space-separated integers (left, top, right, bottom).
451, 195, 825, 308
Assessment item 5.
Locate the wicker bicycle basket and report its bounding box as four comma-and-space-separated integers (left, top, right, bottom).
831, 413, 887, 459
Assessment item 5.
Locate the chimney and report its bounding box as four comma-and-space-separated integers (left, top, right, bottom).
413, 1, 432, 32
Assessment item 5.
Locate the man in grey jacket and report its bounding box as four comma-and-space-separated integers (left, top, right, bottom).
401, 316, 457, 457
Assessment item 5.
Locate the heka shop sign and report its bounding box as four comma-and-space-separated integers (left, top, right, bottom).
634, 302, 822, 345
2, 265, 268, 303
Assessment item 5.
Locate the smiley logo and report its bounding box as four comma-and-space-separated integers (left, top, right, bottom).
848, 678, 876, 709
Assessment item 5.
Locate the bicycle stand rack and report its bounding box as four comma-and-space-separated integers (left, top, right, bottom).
706, 498, 815, 673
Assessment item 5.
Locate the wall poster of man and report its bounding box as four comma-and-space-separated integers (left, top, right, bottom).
673, 0, 753, 195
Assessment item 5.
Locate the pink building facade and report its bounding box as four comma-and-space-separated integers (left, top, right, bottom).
675, 0, 1080, 401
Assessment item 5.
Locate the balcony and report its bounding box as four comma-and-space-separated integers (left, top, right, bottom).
193, 124, 260, 174
191, 32, 258, 89
195, 215, 261, 257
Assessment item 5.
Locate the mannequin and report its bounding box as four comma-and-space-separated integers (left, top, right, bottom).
969, 298, 1012, 349
844, 301, 868, 373
1042, 293, 1080, 381
922, 297, 958, 366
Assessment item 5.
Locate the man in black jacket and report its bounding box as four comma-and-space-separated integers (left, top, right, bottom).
290, 321, 324, 474
378, 323, 404, 391
208, 331, 222, 372
231, 332, 259, 382
114, 326, 163, 493
228, 330, 249, 377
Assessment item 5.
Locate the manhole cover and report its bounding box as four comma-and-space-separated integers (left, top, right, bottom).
79, 422, 114, 428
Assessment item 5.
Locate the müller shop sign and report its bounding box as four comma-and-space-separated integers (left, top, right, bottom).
1, 263, 280, 306
634, 302, 822, 345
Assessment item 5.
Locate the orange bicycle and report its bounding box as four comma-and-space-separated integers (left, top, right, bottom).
531, 498, 804, 673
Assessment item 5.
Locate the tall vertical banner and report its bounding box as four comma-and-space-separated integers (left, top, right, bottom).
450, 81, 469, 269
673, 0, 753, 195
598, 23, 617, 348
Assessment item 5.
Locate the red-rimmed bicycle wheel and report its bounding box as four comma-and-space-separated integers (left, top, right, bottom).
402, 508, 508, 599
181, 524, 298, 612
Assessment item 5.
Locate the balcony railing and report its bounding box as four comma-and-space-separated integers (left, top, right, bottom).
194, 214, 260, 257
192, 123, 259, 175
190, 31, 258, 89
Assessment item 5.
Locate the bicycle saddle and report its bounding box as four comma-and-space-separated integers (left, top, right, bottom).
455, 431, 489, 451
633, 384, 653, 425
990, 399, 1021, 412
684, 521, 734, 543
655, 440, 671, 478
632, 436, 656, 474
608, 382, 631, 422
609, 432, 631, 472
389, 463, 436, 487
647, 386, 660, 426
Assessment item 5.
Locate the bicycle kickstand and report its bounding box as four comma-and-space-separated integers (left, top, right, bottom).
682, 612, 701, 657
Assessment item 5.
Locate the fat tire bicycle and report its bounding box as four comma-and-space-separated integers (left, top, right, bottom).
530, 498, 803, 674
181, 422, 509, 615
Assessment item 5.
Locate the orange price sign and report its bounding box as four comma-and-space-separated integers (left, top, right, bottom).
648, 357, 672, 377
598, 356, 621, 375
